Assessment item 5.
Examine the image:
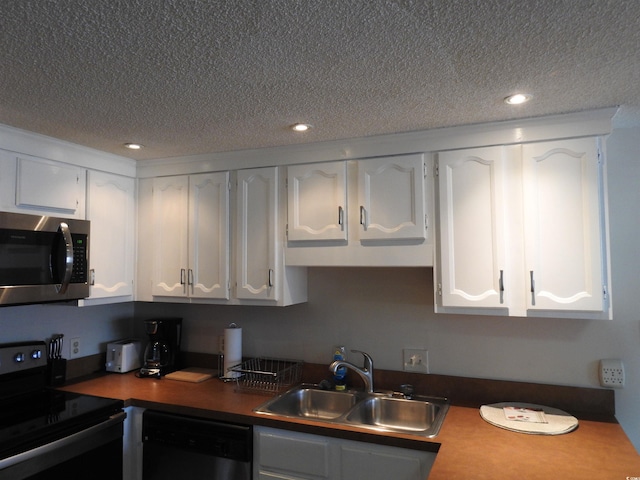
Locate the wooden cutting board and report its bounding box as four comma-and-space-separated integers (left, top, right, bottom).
165, 367, 216, 383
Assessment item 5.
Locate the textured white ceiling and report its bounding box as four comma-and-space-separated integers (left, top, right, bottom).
1, 0, 639, 160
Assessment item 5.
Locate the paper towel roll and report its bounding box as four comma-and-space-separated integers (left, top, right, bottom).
224, 324, 242, 378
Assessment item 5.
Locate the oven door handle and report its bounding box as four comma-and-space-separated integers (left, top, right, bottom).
0, 411, 126, 471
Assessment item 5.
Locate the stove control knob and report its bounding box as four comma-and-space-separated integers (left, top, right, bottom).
31, 349, 43, 360
14, 352, 25, 363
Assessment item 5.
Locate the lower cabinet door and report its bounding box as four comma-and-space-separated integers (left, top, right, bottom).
254, 426, 435, 480
340, 443, 432, 480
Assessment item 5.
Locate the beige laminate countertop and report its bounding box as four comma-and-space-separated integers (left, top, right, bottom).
59, 371, 640, 480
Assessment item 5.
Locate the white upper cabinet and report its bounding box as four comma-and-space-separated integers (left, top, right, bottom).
151, 175, 189, 297
236, 167, 307, 305
0, 154, 86, 218
137, 168, 305, 306
236, 167, 278, 301
285, 154, 433, 266
152, 172, 230, 300
189, 173, 231, 299
83, 171, 135, 303
358, 155, 427, 242
287, 161, 348, 242
521, 138, 605, 313
436, 146, 510, 309
435, 137, 610, 319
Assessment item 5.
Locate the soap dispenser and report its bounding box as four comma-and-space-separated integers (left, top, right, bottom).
332, 346, 347, 391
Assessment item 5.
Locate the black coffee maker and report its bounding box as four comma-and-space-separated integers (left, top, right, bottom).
139, 317, 182, 378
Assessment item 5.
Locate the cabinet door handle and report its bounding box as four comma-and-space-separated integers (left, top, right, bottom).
338, 206, 344, 227
180, 268, 186, 285
268, 269, 274, 287
499, 269, 504, 304
530, 270, 536, 305
359, 206, 367, 227
188, 269, 194, 286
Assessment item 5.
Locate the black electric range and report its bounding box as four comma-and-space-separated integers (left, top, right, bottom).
0, 341, 125, 480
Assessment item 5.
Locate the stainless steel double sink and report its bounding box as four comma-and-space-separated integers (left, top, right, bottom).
254, 384, 449, 438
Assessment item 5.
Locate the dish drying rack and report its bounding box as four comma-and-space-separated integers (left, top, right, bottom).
229, 357, 303, 394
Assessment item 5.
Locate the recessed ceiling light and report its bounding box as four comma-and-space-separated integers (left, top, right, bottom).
124, 143, 143, 150
504, 93, 532, 105
291, 123, 312, 132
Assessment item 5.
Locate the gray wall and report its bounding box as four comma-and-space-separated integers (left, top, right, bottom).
0, 302, 134, 354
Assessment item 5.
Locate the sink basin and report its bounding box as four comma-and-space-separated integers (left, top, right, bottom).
254, 384, 449, 438
256, 384, 360, 420
344, 395, 446, 434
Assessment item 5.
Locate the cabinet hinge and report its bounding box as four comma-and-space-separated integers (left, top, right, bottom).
423, 162, 427, 179
434, 163, 439, 177
437, 283, 442, 296
603, 284, 609, 300
285, 223, 289, 238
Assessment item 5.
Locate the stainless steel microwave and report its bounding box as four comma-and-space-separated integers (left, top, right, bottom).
0, 212, 89, 306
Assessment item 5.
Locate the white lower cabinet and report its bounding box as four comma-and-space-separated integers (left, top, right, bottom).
254, 426, 436, 480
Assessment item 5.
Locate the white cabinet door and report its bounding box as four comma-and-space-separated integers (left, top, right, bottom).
436, 138, 608, 318
340, 443, 432, 480
152, 176, 189, 297
152, 173, 230, 300
254, 426, 435, 480
287, 161, 347, 242
15, 156, 86, 216
358, 154, 426, 241
236, 167, 278, 301
0, 155, 86, 218
255, 427, 330, 479
188, 172, 230, 300
86, 171, 135, 300
522, 138, 605, 312
436, 146, 508, 309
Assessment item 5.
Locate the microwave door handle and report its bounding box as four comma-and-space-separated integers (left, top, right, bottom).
56, 222, 74, 293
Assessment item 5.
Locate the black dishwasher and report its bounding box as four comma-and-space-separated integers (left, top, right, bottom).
142, 410, 252, 480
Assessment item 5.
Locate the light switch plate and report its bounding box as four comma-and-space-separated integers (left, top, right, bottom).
403, 348, 429, 373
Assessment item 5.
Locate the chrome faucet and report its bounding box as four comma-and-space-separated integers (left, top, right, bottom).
329, 350, 374, 393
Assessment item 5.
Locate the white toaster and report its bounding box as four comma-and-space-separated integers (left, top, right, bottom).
106, 339, 142, 373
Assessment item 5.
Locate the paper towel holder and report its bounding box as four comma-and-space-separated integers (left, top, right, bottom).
220, 323, 242, 382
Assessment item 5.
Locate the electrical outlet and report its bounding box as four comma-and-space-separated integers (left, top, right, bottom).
403, 348, 429, 373
599, 359, 625, 388
69, 337, 81, 359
